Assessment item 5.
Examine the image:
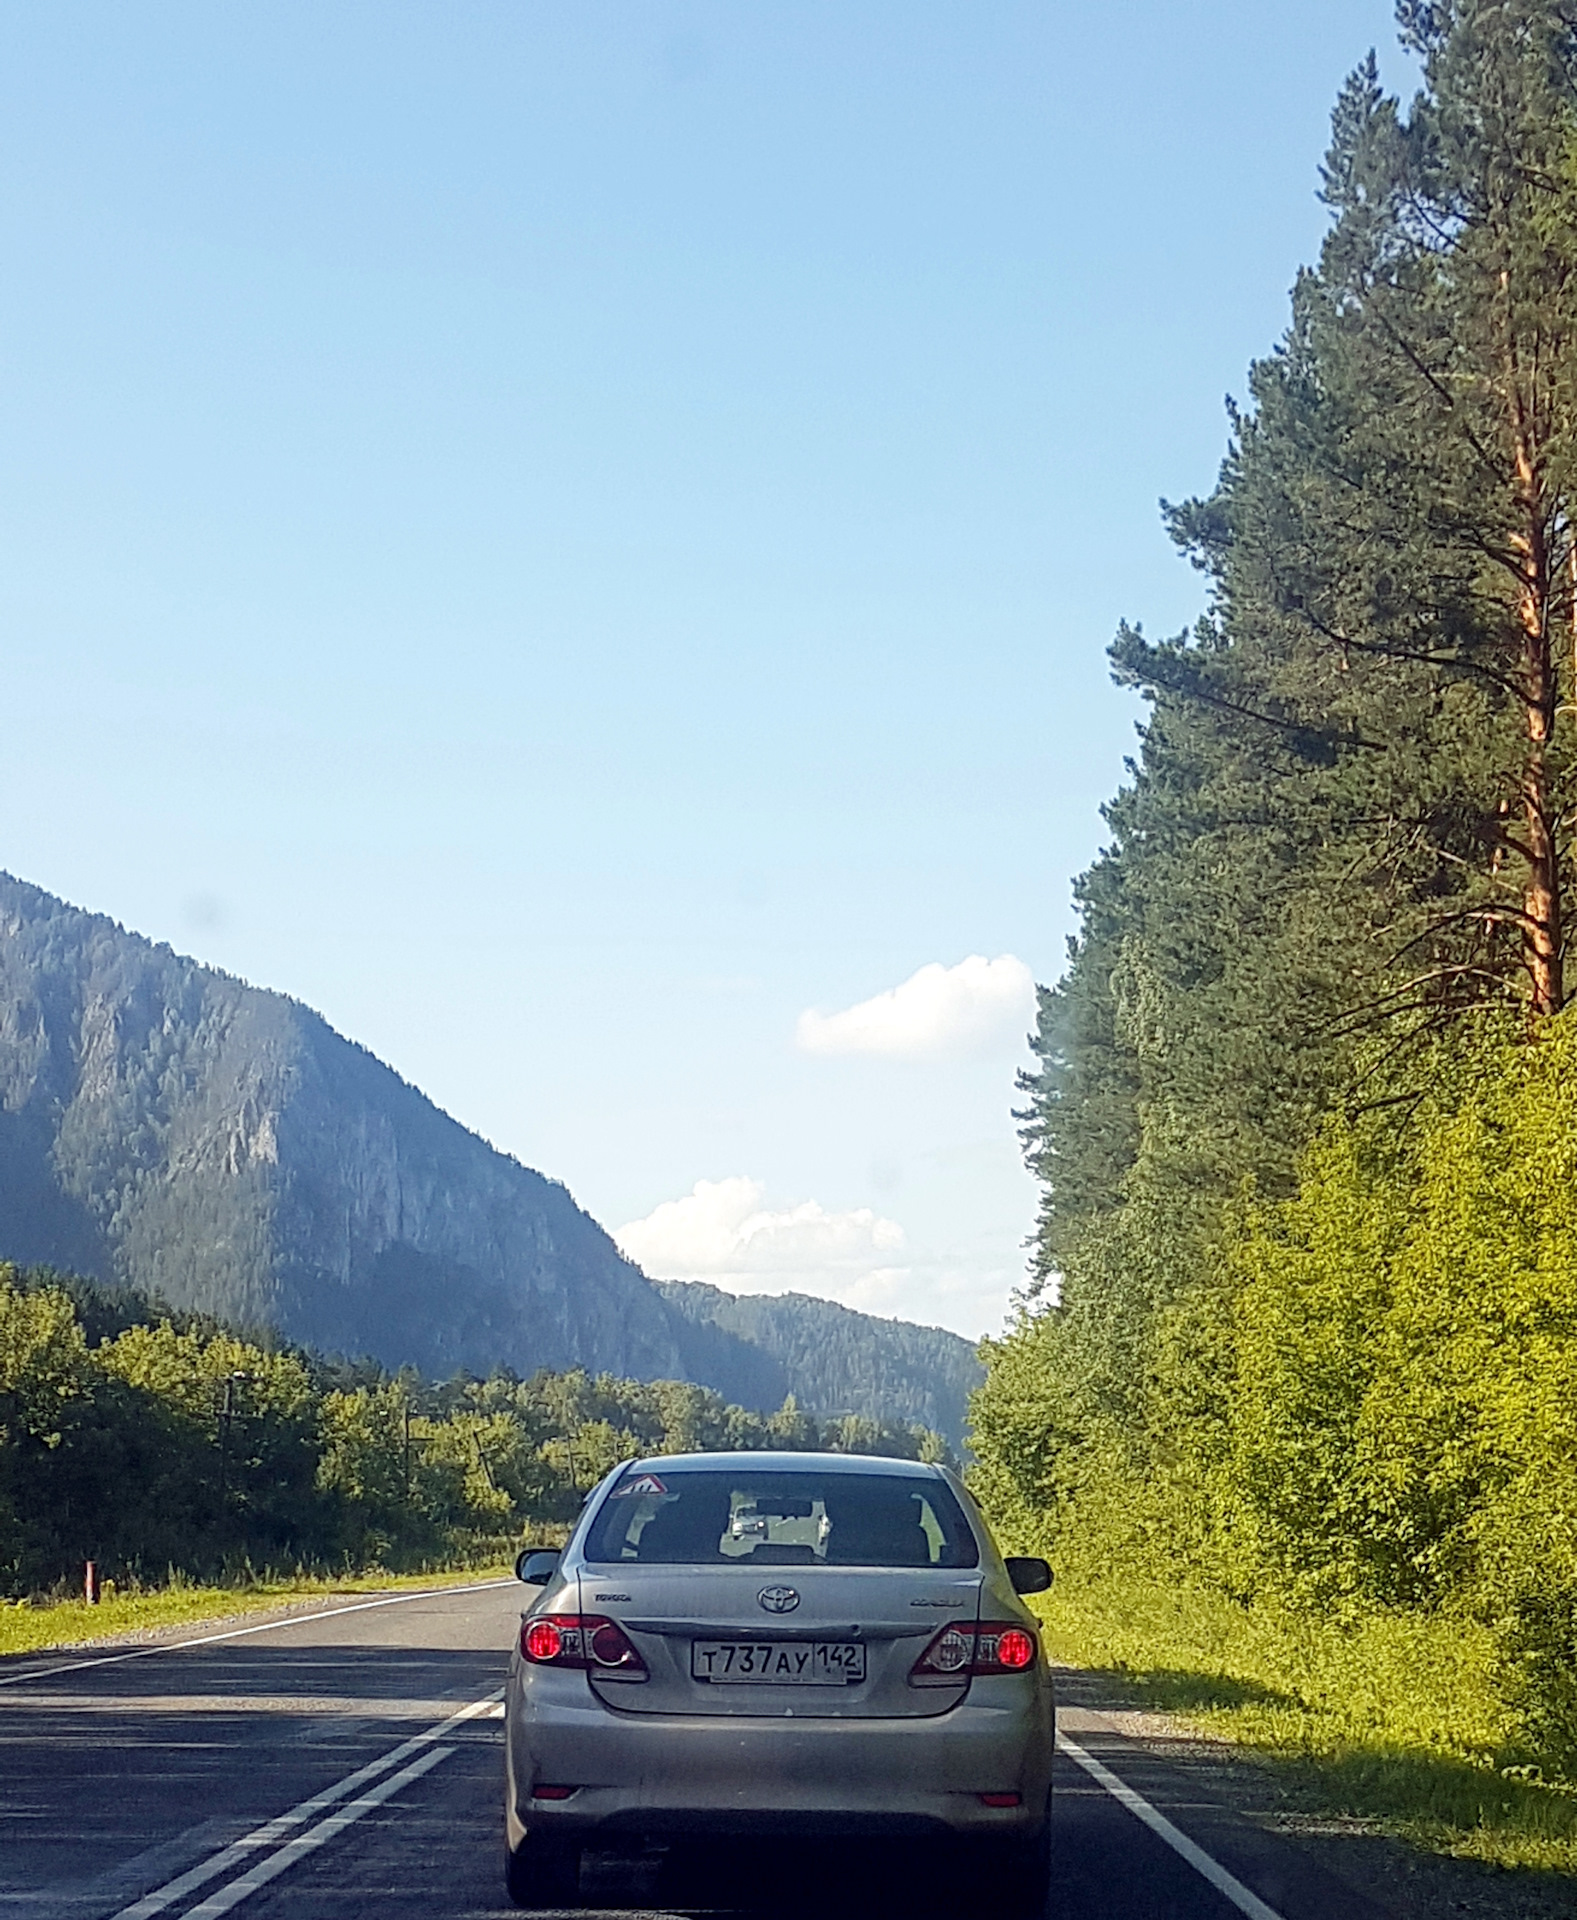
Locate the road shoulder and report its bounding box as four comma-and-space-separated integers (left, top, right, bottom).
1055, 1666, 1575, 1920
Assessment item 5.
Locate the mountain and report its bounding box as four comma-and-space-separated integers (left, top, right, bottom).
0, 875, 984, 1441
0, 874, 689, 1379
655, 1280, 983, 1444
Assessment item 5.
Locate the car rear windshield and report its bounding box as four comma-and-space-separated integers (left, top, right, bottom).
584, 1468, 980, 1569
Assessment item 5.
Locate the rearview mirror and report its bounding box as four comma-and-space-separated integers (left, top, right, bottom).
1005, 1556, 1053, 1596
515, 1549, 560, 1585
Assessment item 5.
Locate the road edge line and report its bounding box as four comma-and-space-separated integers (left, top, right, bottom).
1057, 1730, 1287, 1920
0, 1580, 517, 1688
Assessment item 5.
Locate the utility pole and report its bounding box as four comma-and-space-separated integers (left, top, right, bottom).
217, 1371, 251, 1518
472, 1428, 498, 1493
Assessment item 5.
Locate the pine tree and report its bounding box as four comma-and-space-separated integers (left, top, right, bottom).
1169, 1, 1577, 1020
995, 0, 1577, 1526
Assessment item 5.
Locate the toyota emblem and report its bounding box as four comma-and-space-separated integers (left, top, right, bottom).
757, 1585, 800, 1614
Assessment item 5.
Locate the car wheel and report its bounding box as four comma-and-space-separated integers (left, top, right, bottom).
503, 1834, 581, 1909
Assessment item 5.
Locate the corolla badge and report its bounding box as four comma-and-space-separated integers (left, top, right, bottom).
757, 1585, 800, 1614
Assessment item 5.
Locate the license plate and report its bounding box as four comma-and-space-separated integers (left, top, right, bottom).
691, 1640, 866, 1684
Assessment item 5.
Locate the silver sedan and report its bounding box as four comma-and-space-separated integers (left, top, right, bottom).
503, 1450, 1055, 1912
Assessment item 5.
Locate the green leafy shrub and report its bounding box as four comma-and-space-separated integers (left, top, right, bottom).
0, 1265, 952, 1597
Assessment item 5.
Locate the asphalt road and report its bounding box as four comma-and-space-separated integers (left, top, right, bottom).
0, 1581, 1387, 1920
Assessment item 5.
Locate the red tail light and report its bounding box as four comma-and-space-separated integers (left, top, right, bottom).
520, 1613, 647, 1678
911, 1621, 1038, 1683
992, 1627, 1036, 1670
524, 1618, 567, 1661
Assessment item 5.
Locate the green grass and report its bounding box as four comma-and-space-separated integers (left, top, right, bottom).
0, 1564, 515, 1659
1035, 1574, 1577, 1877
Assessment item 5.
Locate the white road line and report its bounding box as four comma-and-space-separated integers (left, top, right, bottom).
0, 1579, 516, 1688
112, 1689, 503, 1920
179, 1745, 455, 1919
1057, 1731, 1288, 1920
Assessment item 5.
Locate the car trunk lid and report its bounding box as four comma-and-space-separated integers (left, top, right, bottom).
580, 1564, 982, 1718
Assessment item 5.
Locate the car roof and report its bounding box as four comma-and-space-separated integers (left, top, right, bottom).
613, 1451, 944, 1480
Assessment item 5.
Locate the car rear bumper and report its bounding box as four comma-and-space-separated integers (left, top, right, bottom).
505, 1668, 1055, 1848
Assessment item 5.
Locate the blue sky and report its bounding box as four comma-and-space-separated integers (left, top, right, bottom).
0, 1, 1410, 1338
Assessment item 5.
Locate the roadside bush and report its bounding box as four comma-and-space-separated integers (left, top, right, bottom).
973, 1015, 1577, 1777
0, 1266, 952, 1597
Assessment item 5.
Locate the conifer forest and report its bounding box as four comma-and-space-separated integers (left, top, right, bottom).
971, 0, 1577, 1779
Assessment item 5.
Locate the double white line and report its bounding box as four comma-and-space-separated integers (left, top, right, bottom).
110, 1696, 1286, 1920
113, 1689, 503, 1920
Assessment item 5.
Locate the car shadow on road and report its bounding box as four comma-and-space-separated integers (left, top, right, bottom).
571, 1835, 1003, 1920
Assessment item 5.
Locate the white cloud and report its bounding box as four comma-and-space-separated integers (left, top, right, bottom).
795, 954, 1035, 1061
616, 1176, 904, 1285
615, 1176, 1014, 1340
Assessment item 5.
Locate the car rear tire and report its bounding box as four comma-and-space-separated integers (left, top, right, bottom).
503, 1834, 580, 1909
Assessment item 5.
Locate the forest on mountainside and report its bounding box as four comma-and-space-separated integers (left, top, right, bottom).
970, 0, 1577, 1777
0, 874, 976, 1443
0, 1265, 949, 1598
655, 1280, 982, 1444
0, 870, 691, 1385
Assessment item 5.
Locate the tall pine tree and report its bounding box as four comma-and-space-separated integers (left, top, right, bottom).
988, 1, 1577, 1533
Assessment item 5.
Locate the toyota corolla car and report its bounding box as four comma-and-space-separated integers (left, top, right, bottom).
503, 1450, 1055, 1912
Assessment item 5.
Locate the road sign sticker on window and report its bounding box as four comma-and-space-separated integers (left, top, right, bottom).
611, 1473, 667, 1497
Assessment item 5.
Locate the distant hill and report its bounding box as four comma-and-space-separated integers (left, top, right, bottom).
0, 875, 984, 1441
655, 1279, 982, 1444
0, 874, 692, 1379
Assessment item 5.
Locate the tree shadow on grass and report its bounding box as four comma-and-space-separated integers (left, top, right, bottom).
1056, 1658, 1300, 1716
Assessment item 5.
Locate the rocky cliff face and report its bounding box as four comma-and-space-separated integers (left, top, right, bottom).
0, 875, 688, 1380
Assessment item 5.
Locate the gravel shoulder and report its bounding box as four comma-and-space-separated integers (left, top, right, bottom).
1056, 1665, 1576, 1920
